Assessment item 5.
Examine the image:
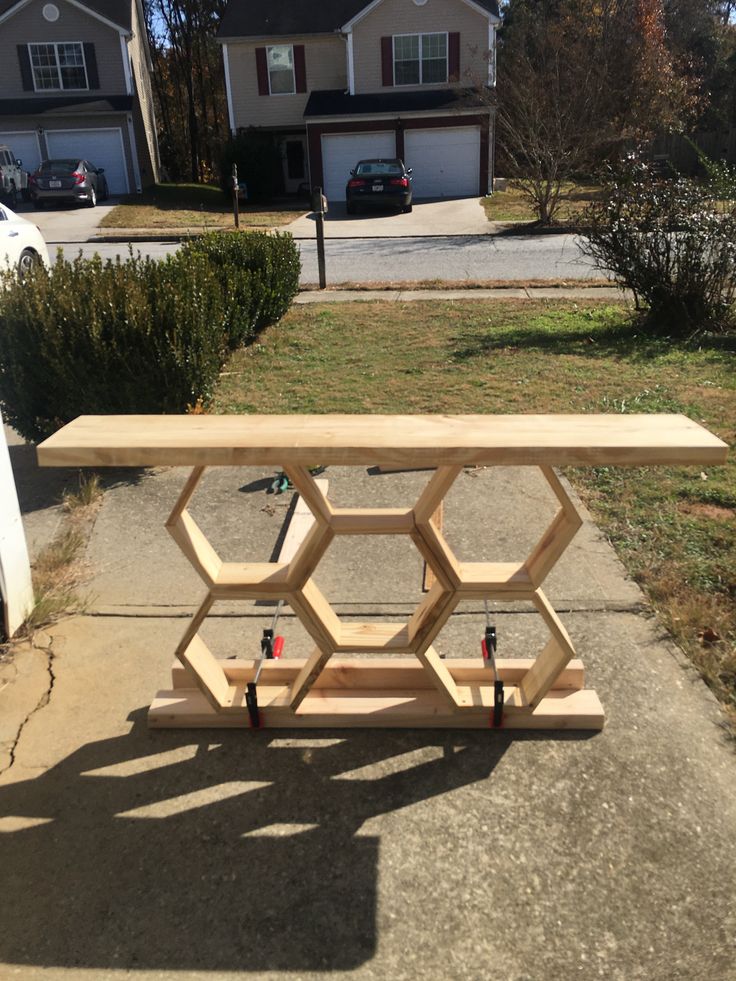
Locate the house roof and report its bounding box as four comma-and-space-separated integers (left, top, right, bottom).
218, 0, 500, 39
304, 87, 488, 118
0, 95, 134, 114
0, 0, 131, 31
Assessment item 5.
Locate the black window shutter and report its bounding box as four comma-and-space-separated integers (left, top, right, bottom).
84, 43, 100, 89
17, 45, 34, 90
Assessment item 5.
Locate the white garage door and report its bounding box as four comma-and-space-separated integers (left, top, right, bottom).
0, 132, 41, 173
45, 128, 129, 195
322, 131, 395, 202
404, 126, 481, 199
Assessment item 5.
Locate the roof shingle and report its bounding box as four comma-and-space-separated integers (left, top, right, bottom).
0, 0, 131, 31
218, 0, 500, 39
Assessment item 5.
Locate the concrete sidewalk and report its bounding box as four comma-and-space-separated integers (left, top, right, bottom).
1, 457, 735, 980
295, 286, 625, 304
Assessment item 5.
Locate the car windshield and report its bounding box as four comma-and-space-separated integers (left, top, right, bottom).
39, 160, 80, 173
355, 161, 403, 177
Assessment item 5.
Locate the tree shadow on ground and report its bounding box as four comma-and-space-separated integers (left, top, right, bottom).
448, 314, 736, 366
0, 712, 593, 972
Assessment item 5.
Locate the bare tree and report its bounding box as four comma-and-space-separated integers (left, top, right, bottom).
492, 0, 698, 223
143, 0, 228, 183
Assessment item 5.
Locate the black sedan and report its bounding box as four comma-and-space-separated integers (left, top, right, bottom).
346, 159, 413, 215
29, 159, 109, 209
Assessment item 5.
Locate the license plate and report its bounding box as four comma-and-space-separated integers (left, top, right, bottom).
49, 180, 62, 188
372, 185, 383, 192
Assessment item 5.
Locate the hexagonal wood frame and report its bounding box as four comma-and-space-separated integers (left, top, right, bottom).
36, 413, 728, 732
153, 462, 601, 730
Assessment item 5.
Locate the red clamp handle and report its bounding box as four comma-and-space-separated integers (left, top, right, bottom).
273, 636, 284, 659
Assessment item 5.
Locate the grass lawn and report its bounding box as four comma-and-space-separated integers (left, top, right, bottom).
99, 183, 305, 230
214, 299, 736, 726
482, 183, 602, 224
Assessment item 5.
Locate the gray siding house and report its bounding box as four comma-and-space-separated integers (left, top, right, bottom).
0, 0, 160, 194
218, 0, 499, 201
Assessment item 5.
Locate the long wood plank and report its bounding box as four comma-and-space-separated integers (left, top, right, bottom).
37, 414, 728, 468
148, 686, 605, 730
169, 657, 587, 691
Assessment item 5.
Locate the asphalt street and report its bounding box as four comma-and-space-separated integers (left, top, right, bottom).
53, 234, 602, 285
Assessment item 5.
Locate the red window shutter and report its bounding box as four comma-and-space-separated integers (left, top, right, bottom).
256, 47, 269, 95
294, 45, 307, 93
448, 32, 460, 81
381, 36, 393, 87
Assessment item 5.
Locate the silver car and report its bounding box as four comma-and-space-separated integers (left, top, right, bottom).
29, 158, 109, 209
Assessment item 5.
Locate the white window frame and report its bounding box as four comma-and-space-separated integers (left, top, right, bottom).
266, 44, 295, 96
392, 32, 448, 87
28, 41, 89, 92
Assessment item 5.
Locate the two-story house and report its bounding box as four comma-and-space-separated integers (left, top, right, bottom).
0, 0, 160, 196
218, 0, 499, 202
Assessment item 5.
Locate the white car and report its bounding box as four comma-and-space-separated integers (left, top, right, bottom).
0, 203, 50, 279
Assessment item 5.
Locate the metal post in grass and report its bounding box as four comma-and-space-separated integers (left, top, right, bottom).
312, 186, 327, 289
232, 163, 240, 230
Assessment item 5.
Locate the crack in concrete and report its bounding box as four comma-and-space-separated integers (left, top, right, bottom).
0, 638, 56, 777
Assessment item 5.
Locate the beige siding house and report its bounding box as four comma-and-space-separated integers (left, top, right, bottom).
218, 0, 498, 200
0, 0, 160, 195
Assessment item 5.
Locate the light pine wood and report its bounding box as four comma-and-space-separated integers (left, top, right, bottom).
37, 412, 728, 732
167, 509, 222, 587
36, 414, 729, 468
519, 591, 577, 708
330, 508, 414, 535
423, 501, 443, 591
289, 645, 334, 710
169, 657, 587, 691
149, 687, 605, 730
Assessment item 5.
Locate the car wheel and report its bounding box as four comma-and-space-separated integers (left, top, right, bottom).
87, 187, 97, 208
18, 249, 39, 280
33, 199, 44, 210
346, 202, 356, 215
403, 203, 413, 214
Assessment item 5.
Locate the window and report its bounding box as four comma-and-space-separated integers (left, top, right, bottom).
29, 42, 88, 90
393, 33, 447, 86
267, 45, 294, 95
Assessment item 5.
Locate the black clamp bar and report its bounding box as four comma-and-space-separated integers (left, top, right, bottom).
261, 628, 274, 659
482, 622, 503, 729
245, 682, 260, 729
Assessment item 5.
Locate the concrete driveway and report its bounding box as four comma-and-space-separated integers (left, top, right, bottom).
11, 199, 117, 245
285, 196, 491, 239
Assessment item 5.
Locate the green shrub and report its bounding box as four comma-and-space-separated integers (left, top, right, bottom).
180, 231, 301, 348
219, 129, 284, 202
581, 158, 736, 336
0, 251, 228, 442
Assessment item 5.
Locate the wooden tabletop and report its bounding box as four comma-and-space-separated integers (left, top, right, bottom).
36, 414, 728, 468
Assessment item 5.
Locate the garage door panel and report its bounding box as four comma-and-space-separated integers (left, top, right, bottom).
0, 132, 41, 173
45, 129, 128, 195
405, 126, 480, 199
322, 132, 396, 201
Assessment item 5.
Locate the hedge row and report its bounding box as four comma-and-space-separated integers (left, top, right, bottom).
0, 231, 300, 442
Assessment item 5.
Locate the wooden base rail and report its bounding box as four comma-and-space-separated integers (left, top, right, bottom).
37, 414, 728, 732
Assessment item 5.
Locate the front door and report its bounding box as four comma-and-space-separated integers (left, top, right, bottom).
283, 137, 307, 194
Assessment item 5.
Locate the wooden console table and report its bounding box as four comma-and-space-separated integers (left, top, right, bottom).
38, 414, 728, 732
